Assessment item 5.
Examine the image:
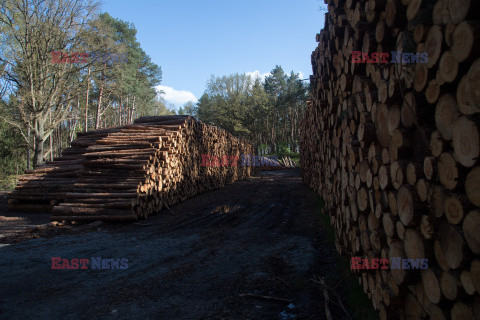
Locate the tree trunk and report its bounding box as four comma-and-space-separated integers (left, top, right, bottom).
85, 66, 91, 132
96, 84, 104, 129
131, 96, 136, 123
27, 126, 31, 170
33, 119, 45, 167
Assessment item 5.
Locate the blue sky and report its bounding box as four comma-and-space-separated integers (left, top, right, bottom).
102, 0, 326, 109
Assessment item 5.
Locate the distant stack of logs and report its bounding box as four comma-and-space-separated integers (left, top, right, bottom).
278, 156, 298, 168
8, 116, 253, 221
256, 156, 298, 170
300, 0, 480, 319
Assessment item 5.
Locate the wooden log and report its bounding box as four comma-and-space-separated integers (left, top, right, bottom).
457, 75, 480, 115
413, 25, 429, 43
430, 131, 444, 158
444, 195, 467, 225
470, 259, 480, 294
431, 185, 446, 218
376, 103, 391, 147
383, 212, 396, 238
441, 271, 461, 300
420, 215, 433, 239
451, 21, 480, 63
396, 220, 405, 239
435, 240, 451, 272
428, 303, 447, 320
460, 270, 477, 295
463, 210, 480, 255
401, 91, 417, 129
406, 162, 422, 185
416, 179, 430, 202
397, 186, 420, 227
436, 93, 461, 141
357, 187, 369, 211
422, 268, 441, 304
439, 51, 459, 83
52, 215, 137, 221
452, 116, 479, 168
389, 240, 409, 286
425, 25, 443, 69
465, 166, 480, 206
404, 228, 425, 260
466, 59, 480, 110
385, 0, 406, 28
447, 0, 473, 24
423, 156, 436, 180
438, 153, 461, 190
58, 202, 132, 209
451, 302, 475, 320
414, 63, 428, 92
426, 79, 441, 104
432, 0, 443, 25
8, 204, 52, 211
439, 222, 467, 270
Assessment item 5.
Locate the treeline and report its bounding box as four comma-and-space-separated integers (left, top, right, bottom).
0, 0, 169, 187
193, 66, 309, 154
0, 0, 309, 188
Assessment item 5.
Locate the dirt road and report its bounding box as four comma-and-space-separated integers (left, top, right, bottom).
0, 170, 350, 320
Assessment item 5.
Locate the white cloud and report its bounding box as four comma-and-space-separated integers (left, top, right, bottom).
156, 85, 198, 107
246, 71, 271, 82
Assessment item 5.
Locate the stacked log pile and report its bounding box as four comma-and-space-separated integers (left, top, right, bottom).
300, 0, 480, 318
256, 156, 298, 170
8, 116, 253, 221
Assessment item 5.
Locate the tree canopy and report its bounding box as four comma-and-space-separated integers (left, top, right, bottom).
197, 66, 308, 154
0, 0, 162, 169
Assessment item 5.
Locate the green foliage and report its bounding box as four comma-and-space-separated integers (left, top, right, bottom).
196, 66, 308, 150
84, 13, 162, 127
197, 73, 256, 137
276, 141, 291, 154
153, 97, 176, 116
0, 4, 163, 168
177, 101, 196, 116
0, 109, 27, 189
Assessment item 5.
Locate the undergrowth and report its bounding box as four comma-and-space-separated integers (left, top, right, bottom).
312, 191, 379, 320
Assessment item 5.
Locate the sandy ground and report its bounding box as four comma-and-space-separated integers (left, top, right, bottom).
0, 170, 351, 320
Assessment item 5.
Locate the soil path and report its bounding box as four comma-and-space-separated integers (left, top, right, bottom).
0, 170, 348, 320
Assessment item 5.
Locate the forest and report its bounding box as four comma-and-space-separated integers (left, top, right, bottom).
183, 67, 309, 156
0, 0, 308, 189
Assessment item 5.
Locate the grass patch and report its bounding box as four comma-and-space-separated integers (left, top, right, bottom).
311, 190, 379, 320
0, 175, 19, 190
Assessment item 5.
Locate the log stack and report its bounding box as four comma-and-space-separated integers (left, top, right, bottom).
300, 0, 480, 318
255, 156, 298, 170
8, 116, 253, 221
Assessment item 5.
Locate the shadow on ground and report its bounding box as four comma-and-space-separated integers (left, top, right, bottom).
0, 170, 354, 320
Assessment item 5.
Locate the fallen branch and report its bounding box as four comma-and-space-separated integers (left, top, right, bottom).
311, 277, 352, 320
316, 277, 332, 320
239, 293, 293, 303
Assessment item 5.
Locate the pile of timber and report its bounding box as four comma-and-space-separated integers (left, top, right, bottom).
300, 0, 480, 319
8, 116, 253, 221
278, 156, 298, 168
256, 156, 298, 170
